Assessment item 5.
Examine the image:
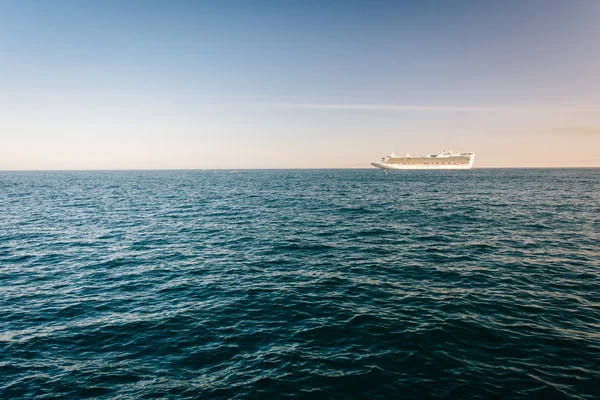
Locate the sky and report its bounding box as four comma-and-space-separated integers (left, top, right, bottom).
1, 0, 599, 169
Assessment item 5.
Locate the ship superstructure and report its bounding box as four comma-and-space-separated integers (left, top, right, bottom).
371, 150, 475, 170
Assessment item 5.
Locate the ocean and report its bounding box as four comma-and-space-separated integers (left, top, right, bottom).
1, 169, 599, 399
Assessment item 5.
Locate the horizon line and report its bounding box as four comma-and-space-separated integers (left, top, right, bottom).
2, 166, 600, 172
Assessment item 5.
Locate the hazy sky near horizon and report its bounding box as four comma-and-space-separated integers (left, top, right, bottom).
1, 0, 600, 169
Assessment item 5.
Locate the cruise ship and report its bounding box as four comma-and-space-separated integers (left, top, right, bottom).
371, 150, 475, 170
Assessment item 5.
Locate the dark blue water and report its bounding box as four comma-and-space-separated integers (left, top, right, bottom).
1, 169, 599, 399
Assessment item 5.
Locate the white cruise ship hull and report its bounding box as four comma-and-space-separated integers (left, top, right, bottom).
371, 151, 475, 170
371, 162, 473, 170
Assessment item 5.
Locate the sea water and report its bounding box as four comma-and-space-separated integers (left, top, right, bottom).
1, 169, 599, 399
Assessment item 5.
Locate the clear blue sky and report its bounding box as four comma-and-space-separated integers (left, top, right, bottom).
1, 0, 599, 169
